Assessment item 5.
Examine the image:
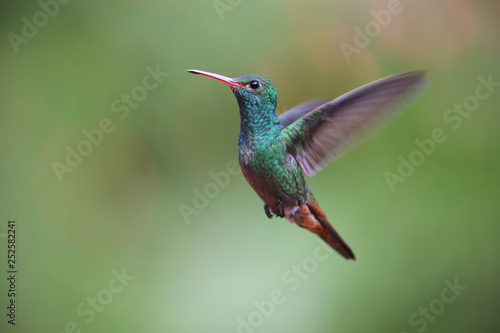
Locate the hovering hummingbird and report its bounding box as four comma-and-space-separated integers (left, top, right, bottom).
187, 69, 426, 260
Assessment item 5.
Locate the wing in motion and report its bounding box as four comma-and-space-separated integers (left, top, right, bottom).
280, 71, 428, 177
278, 99, 330, 127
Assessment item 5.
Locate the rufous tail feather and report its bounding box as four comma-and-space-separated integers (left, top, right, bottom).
294, 203, 355, 260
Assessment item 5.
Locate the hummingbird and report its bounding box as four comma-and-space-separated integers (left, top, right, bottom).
187, 69, 426, 260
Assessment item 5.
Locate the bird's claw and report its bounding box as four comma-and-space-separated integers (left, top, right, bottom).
264, 199, 285, 219
264, 204, 273, 219
275, 198, 285, 218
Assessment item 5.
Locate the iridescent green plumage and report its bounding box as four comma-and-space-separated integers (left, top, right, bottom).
232, 74, 312, 213
187, 69, 427, 259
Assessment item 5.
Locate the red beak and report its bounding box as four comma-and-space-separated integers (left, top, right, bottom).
187, 69, 240, 88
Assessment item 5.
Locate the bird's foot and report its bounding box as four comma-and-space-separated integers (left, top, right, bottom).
264, 199, 285, 219
275, 198, 285, 218
264, 204, 273, 219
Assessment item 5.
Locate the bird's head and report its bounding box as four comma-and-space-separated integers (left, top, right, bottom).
187, 69, 277, 113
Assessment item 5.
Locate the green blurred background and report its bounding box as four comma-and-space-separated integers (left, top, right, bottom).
1, 0, 499, 332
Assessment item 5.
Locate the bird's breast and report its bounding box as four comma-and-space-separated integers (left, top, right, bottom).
238, 142, 308, 211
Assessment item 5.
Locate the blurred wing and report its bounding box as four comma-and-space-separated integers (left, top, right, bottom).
278, 99, 331, 127
281, 71, 428, 177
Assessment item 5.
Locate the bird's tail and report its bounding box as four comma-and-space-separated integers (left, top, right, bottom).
292, 203, 355, 260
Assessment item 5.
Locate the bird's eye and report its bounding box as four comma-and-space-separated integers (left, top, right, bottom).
249, 80, 260, 90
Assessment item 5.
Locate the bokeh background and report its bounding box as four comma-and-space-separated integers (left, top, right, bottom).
1, 1, 499, 332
